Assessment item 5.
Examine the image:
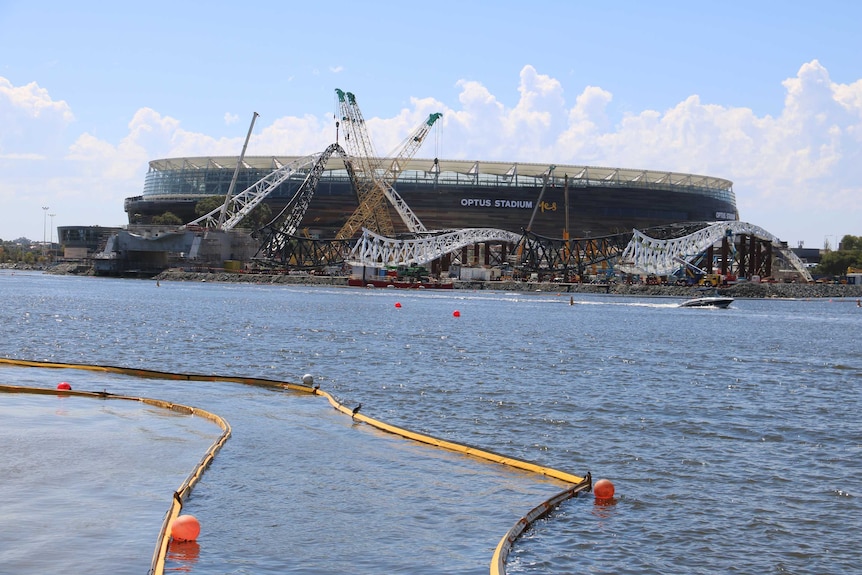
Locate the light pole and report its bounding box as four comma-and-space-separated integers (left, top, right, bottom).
42, 206, 49, 258
49, 213, 56, 260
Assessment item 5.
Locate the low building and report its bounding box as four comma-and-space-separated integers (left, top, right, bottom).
57, 226, 121, 260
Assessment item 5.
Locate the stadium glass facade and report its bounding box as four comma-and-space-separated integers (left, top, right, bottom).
125, 156, 737, 239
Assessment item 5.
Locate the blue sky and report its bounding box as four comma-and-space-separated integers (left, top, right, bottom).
1, 0, 860, 250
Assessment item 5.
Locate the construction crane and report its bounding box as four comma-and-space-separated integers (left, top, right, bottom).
218, 112, 259, 227
334, 89, 442, 239
186, 151, 323, 231
334, 89, 391, 236
253, 142, 348, 263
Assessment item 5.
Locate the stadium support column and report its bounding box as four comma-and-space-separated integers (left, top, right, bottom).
721, 236, 730, 276
764, 242, 773, 277
748, 235, 758, 278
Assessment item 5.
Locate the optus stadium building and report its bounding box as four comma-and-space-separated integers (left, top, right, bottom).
125, 155, 737, 239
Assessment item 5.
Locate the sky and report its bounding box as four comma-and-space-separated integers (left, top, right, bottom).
1, 0, 860, 250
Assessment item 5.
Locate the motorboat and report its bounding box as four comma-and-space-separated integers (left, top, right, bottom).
679, 295, 734, 308
679, 289, 734, 309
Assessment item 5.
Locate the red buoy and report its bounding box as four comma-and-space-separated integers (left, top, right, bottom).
170, 514, 201, 542
394, 302, 402, 308
57, 382, 72, 391
453, 310, 461, 317
593, 478, 615, 499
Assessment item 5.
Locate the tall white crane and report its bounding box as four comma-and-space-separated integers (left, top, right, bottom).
334, 89, 442, 239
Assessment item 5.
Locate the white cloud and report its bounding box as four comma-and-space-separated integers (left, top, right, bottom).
225, 112, 239, 125
0, 77, 74, 158
0, 78, 74, 122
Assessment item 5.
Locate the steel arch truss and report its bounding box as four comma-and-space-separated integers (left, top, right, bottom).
618, 221, 813, 281
253, 143, 348, 264
348, 227, 524, 268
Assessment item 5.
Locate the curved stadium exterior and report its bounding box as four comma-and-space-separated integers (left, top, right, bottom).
125, 156, 737, 239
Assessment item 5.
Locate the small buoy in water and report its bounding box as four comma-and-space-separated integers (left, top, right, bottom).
302, 374, 314, 386
395, 302, 402, 308
593, 478, 615, 499
57, 382, 72, 391
569, 296, 574, 305
170, 514, 201, 542
453, 310, 461, 317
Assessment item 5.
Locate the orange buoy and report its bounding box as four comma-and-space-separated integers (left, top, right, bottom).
170, 514, 201, 542
57, 382, 72, 391
593, 478, 615, 499
453, 310, 461, 317
395, 302, 402, 308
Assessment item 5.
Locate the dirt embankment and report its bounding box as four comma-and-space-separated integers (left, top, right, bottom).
152, 269, 862, 299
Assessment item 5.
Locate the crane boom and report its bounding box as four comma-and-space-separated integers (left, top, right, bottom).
673, 255, 709, 276
218, 112, 259, 227
186, 152, 322, 230
335, 89, 392, 236
334, 88, 442, 239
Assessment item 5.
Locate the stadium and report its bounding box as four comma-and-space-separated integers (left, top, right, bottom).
124, 155, 738, 239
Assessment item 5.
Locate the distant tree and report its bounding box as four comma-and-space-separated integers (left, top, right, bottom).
195, 196, 225, 218
0, 241, 28, 262
816, 248, 862, 276
240, 202, 272, 231
839, 234, 862, 251
151, 212, 184, 226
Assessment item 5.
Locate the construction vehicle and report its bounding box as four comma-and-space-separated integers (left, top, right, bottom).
672, 255, 724, 286
699, 273, 724, 287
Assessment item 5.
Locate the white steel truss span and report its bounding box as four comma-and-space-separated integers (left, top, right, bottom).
618, 221, 813, 281
348, 227, 523, 268
186, 152, 322, 231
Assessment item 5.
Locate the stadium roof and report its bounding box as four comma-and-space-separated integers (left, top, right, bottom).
148, 155, 734, 193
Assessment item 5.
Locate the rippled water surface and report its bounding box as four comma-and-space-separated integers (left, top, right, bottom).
1, 271, 860, 574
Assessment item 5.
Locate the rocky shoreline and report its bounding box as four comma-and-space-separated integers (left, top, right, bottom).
152, 269, 862, 300
9, 263, 861, 300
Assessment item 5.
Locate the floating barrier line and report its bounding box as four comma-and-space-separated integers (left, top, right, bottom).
0, 381, 231, 575
490, 475, 592, 575
0, 357, 311, 392
0, 357, 591, 575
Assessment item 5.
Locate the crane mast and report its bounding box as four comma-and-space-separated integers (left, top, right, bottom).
334, 89, 441, 239
335, 90, 391, 236
219, 112, 259, 227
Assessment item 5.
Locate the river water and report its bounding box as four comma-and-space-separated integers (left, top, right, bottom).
1, 271, 860, 574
